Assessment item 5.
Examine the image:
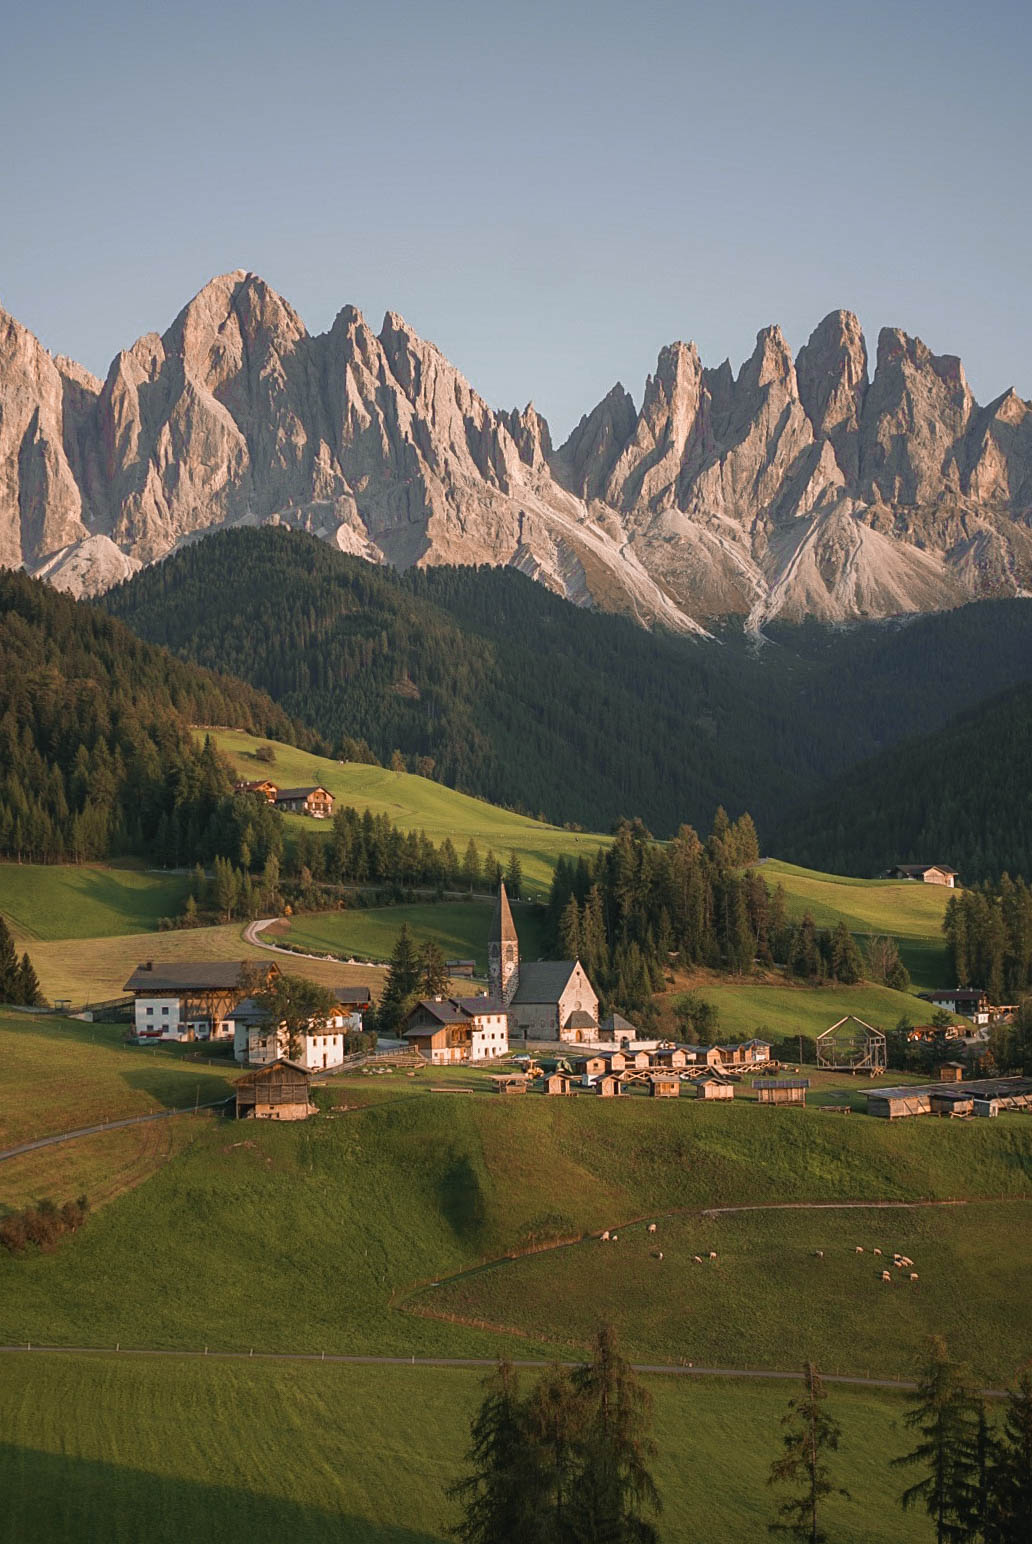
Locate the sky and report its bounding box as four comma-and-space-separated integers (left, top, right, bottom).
2, 0, 1029, 439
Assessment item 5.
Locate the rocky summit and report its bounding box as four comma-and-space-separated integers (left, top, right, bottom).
2, 271, 1030, 629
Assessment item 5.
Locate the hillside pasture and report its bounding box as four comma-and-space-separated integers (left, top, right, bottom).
0, 1354, 911, 1544
282, 899, 548, 974
0, 862, 190, 943
204, 729, 612, 896
761, 859, 952, 988
0, 1012, 234, 1151
661, 976, 959, 1044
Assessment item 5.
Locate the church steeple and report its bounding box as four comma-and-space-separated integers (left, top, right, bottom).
489, 880, 519, 1003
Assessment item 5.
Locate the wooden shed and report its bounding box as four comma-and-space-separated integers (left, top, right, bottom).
696, 1073, 734, 1101
235, 1059, 312, 1121
754, 1077, 809, 1107
546, 1072, 575, 1096
937, 1060, 966, 1082
650, 1072, 680, 1099
492, 1073, 528, 1096
597, 1074, 624, 1098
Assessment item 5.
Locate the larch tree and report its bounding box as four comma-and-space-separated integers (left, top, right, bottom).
988, 1368, 1032, 1543
767, 1362, 848, 1543
567, 1323, 662, 1544
893, 1337, 982, 1544
447, 1361, 546, 1544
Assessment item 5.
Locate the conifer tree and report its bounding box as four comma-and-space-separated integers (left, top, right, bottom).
462, 838, 481, 892
559, 895, 581, 962
893, 1337, 981, 1544
15, 952, 45, 1008
0, 916, 19, 1001
419, 939, 451, 999
378, 923, 421, 1033
504, 849, 523, 900
447, 1361, 545, 1544
767, 1362, 848, 1543
567, 1324, 661, 1544
988, 1368, 1032, 1542
829, 921, 864, 984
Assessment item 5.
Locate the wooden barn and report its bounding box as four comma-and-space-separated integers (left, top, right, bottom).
696, 1073, 734, 1101
650, 1072, 680, 1098
937, 1060, 966, 1082
754, 1077, 809, 1106
235, 1059, 312, 1121
546, 1072, 575, 1096
597, 1074, 624, 1098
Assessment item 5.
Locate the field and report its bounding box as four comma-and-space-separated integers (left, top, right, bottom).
282, 898, 548, 973
0, 861, 190, 942
761, 859, 952, 988
667, 977, 958, 1043
204, 728, 612, 895
0, 1355, 911, 1544
21, 920, 385, 1008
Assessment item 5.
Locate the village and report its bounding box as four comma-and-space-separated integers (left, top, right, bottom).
121, 879, 1032, 1127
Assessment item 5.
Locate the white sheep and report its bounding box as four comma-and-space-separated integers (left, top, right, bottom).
601, 1230, 610, 1242
901, 1256, 914, 1267
815, 1249, 824, 1259
910, 1272, 919, 1282
611, 1234, 618, 1243
656, 1251, 664, 1261
881, 1270, 892, 1282
693, 1255, 703, 1264
855, 1246, 864, 1254
708, 1251, 717, 1260
873, 1248, 882, 1256
647, 1223, 657, 1234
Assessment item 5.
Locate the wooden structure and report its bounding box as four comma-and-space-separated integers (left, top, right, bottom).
492, 1073, 528, 1096
650, 1072, 680, 1098
652, 1046, 690, 1070
696, 1073, 734, 1100
574, 1054, 608, 1078
597, 1074, 624, 1098
124, 959, 278, 1042
754, 1077, 809, 1106
546, 1072, 575, 1096
888, 864, 957, 888
234, 779, 279, 802
446, 959, 476, 978
937, 1060, 966, 1082
866, 1076, 1032, 1119
274, 785, 334, 818
816, 1016, 887, 1074
235, 1059, 312, 1121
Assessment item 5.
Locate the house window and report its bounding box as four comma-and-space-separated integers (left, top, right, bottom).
145, 1007, 153, 1016
162, 1007, 169, 1016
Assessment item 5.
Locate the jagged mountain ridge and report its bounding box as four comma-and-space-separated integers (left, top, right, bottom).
2, 271, 1031, 627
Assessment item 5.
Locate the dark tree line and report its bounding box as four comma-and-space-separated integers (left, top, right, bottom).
0, 569, 315, 865
285, 805, 518, 898
944, 879, 1032, 1001
0, 915, 45, 1006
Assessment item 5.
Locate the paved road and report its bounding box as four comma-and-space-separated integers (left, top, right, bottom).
242, 917, 349, 964
0, 1343, 1007, 1397
0, 1101, 229, 1164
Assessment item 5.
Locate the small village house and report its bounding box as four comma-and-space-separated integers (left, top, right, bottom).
125, 960, 279, 1042
937, 1060, 966, 1083
650, 1072, 680, 1098
887, 864, 958, 888
403, 996, 509, 1064
599, 1011, 638, 1043
574, 1054, 608, 1079
234, 1059, 313, 1121
597, 1074, 624, 1098
273, 785, 335, 819
234, 779, 279, 803
754, 1077, 809, 1106
546, 1072, 575, 1096
231, 989, 364, 1071
919, 989, 991, 1026
866, 1077, 1032, 1119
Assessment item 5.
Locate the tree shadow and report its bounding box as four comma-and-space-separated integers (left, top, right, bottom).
117, 1065, 235, 1110
438, 1151, 486, 1242
0, 1443, 447, 1544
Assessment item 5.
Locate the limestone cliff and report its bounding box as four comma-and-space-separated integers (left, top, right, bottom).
2, 273, 1030, 629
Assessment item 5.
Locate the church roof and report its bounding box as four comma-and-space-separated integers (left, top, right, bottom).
491, 881, 518, 947
511, 960, 582, 1005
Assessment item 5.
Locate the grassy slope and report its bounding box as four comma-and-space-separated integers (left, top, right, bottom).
0, 1013, 234, 1150
205, 729, 611, 896
762, 859, 951, 988
0, 1355, 910, 1544
283, 899, 548, 974
0, 862, 190, 943
22, 921, 385, 1007
686, 978, 952, 1042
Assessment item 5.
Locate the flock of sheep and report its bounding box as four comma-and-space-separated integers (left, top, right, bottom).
598, 1221, 719, 1267
818, 1243, 920, 1283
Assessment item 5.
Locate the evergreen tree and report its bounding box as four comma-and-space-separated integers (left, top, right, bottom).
419, 939, 451, 998
988, 1368, 1032, 1543
893, 1337, 982, 1544
378, 923, 421, 1033
504, 850, 523, 900
446, 1361, 544, 1544
461, 838, 481, 892
767, 1362, 848, 1543
523, 1362, 584, 1541
16, 952, 45, 1008
559, 895, 581, 962
567, 1323, 661, 1544
0, 916, 19, 1001
829, 921, 864, 984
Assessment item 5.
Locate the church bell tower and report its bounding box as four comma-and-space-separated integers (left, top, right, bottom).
489, 880, 519, 1004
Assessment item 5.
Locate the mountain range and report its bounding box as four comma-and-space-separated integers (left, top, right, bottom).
3, 271, 1031, 629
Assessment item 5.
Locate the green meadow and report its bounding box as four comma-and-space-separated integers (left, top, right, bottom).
0, 862, 190, 943
0, 1355, 913, 1544
283, 898, 548, 973
204, 728, 613, 895
693, 978, 958, 1043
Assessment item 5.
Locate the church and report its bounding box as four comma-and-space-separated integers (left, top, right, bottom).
489, 881, 600, 1042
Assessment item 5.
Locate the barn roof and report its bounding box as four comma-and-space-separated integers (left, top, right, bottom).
234, 1058, 310, 1086
124, 961, 267, 992
753, 1077, 810, 1090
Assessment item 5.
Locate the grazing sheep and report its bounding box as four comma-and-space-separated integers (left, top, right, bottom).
648, 1223, 657, 1234
815, 1250, 824, 1259
601, 1231, 610, 1242
910, 1272, 919, 1282
708, 1251, 717, 1260
901, 1257, 914, 1267
855, 1246, 864, 1254
873, 1248, 882, 1256
881, 1270, 892, 1282
693, 1255, 704, 1264
654, 1251, 664, 1261
611, 1235, 618, 1243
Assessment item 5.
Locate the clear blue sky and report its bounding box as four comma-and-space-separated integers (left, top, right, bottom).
2, 0, 1028, 438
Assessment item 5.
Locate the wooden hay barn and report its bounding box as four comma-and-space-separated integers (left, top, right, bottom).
865, 1076, 1032, 1119
597, 1074, 624, 1097
235, 1059, 312, 1121
753, 1077, 809, 1106
937, 1061, 966, 1082
546, 1072, 575, 1096
696, 1073, 734, 1100
650, 1072, 680, 1098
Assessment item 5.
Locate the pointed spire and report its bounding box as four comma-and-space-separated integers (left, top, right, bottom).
492, 879, 518, 947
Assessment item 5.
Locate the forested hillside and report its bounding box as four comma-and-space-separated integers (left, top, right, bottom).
105, 528, 1032, 843
0, 570, 315, 863
773, 682, 1032, 882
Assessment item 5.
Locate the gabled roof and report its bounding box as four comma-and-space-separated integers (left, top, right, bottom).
491, 881, 518, 948
454, 995, 509, 1017
408, 998, 470, 1026
274, 785, 332, 800
334, 987, 372, 1006
234, 1057, 310, 1085
601, 1011, 636, 1033
510, 960, 581, 1004
564, 1009, 597, 1029
125, 961, 270, 993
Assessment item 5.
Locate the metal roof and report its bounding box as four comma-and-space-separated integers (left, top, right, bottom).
274, 785, 331, 800
125, 961, 262, 992
753, 1077, 810, 1090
